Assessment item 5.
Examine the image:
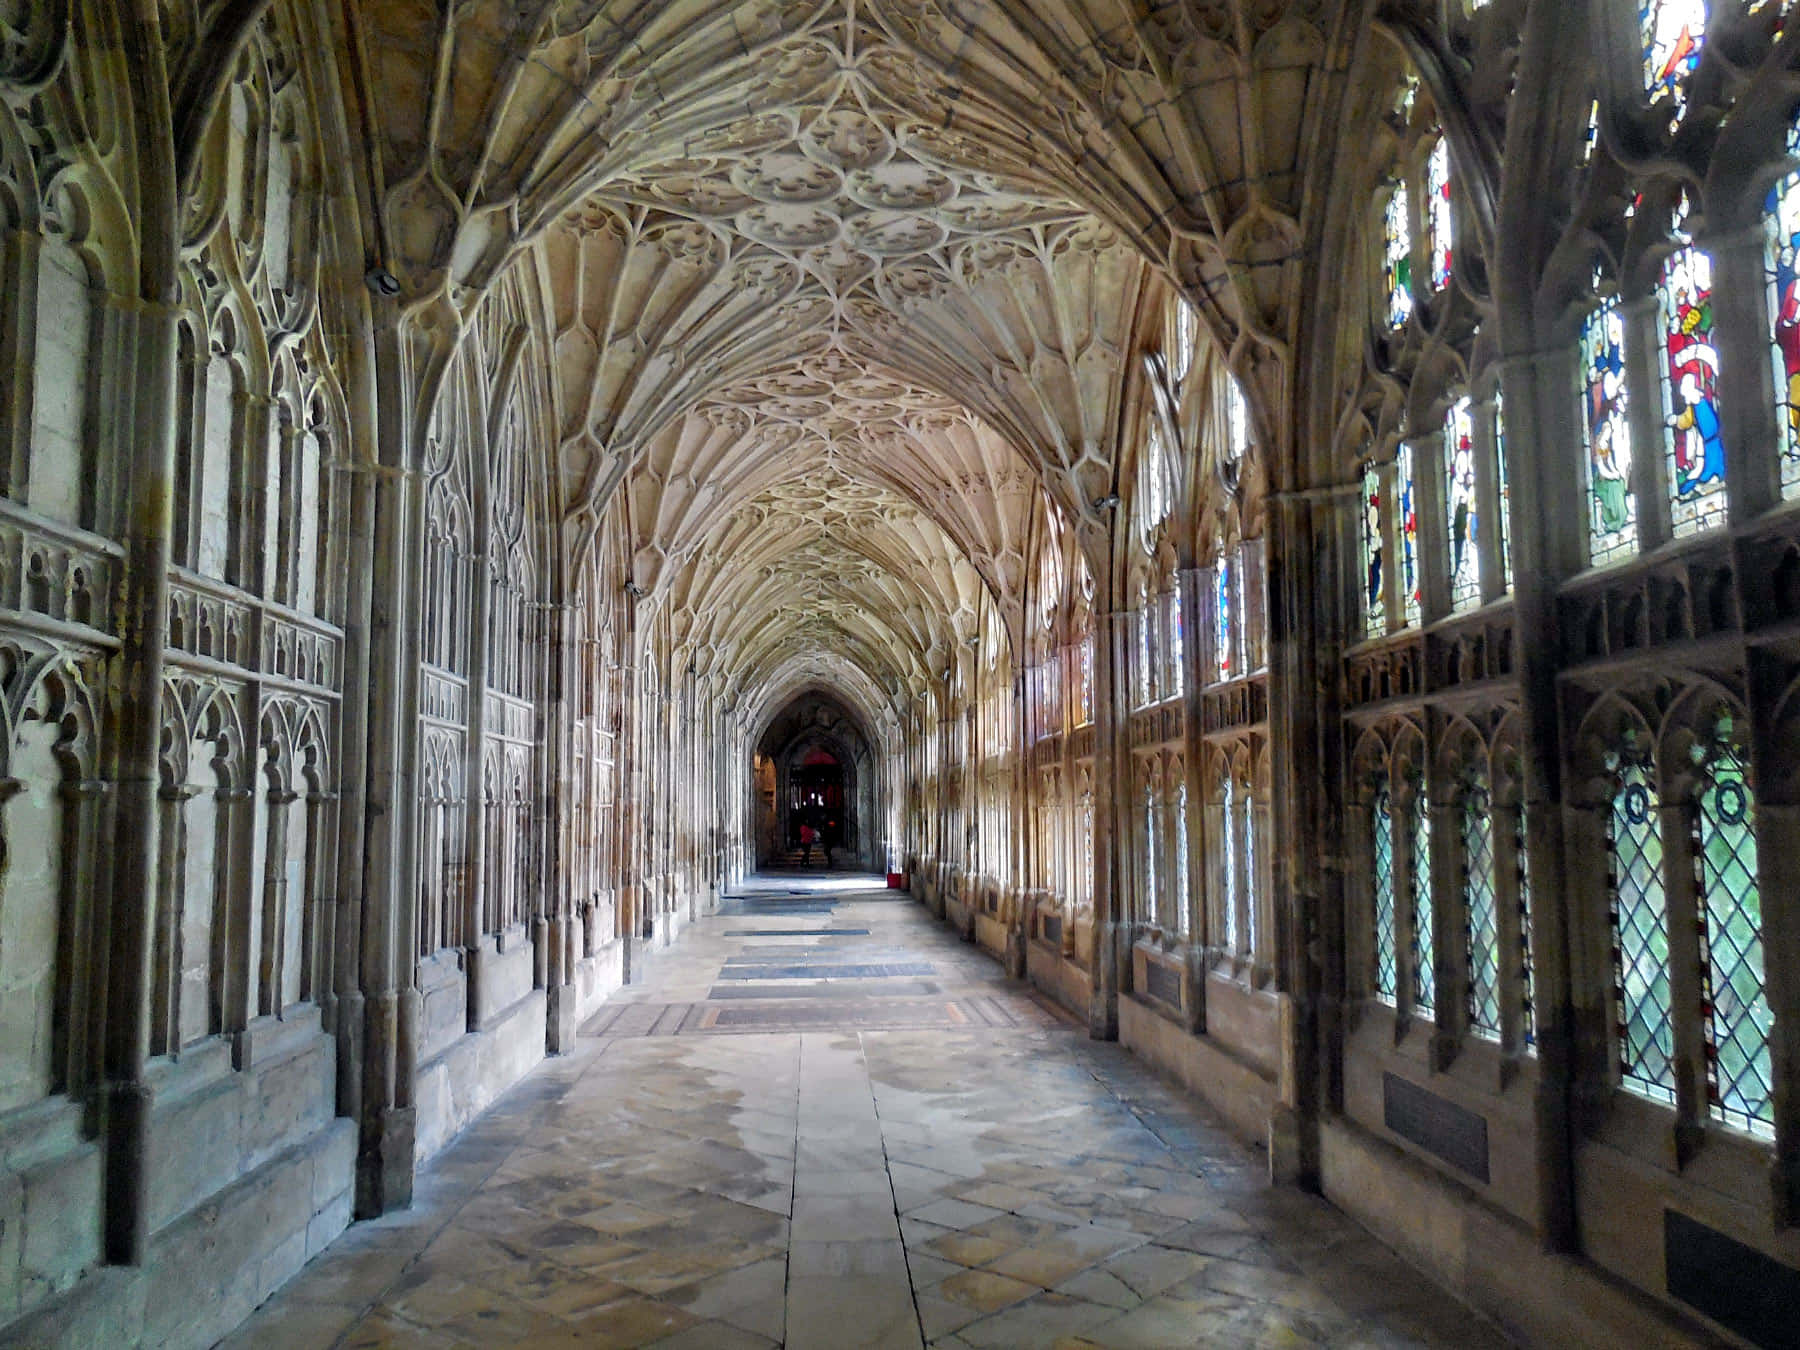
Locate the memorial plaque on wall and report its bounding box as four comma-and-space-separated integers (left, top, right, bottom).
1381, 1073, 1489, 1183
1143, 959, 1182, 1010
1665, 1209, 1800, 1349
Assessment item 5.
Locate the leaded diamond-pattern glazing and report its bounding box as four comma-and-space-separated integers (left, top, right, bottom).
1694, 732, 1772, 1137
1462, 778, 1501, 1037
1411, 786, 1435, 1013
1610, 755, 1675, 1105
1516, 804, 1536, 1049
1374, 786, 1397, 1002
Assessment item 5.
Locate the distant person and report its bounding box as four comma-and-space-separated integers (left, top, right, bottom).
798, 823, 816, 866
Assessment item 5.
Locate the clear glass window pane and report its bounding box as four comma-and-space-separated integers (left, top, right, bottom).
1610, 754, 1675, 1104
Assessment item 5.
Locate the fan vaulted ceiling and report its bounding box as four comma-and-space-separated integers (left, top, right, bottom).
361, 0, 1342, 728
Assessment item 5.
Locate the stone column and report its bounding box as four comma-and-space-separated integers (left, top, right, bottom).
98, 1, 183, 1263
1178, 565, 1208, 1034
1089, 571, 1123, 1042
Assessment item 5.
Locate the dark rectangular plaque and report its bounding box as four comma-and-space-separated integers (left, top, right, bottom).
1143, 959, 1182, 1010
1381, 1073, 1489, 1183
1666, 1209, 1800, 1348
1040, 914, 1062, 944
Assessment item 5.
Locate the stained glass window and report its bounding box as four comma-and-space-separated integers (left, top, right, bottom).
1175, 781, 1191, 937
1411, 785, 1435, 1013
1609, 751, 1675, 1104
1136, 605, 1154, 708
1462, 773, 1501, 1037
1242, 781, 1259, 963
1399, 439, 1422, 625
1363, 463, 1386, 639
1516, 804, 1536, 1048
1143, 780, 1159, 924
1693, 722, 1771, 1137
1659, 244, 1726, 534
1374, 785, 1397, 1002
1077, 639, 1093, 724
1495, 389, 1514, 592
1445, 397, 1481, 611
1764, 134, 1800, 499
1216, 544, 1236, 681
1222, 771, 1240, 955
1581, 301, 1637, 563
1168, 591, 1185, 697
1385, 180, 1414, 328
1227, 378, 1252, 461
1642, 0, 1705, 119
1428, 138, 1453, 291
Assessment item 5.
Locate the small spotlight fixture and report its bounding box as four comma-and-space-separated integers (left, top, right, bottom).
624, 580, 648, 598
364, 266, 401, 297
1093, 493, 1121, 511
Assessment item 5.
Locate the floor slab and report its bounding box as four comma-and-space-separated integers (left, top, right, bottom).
221, 875, 1512, 1348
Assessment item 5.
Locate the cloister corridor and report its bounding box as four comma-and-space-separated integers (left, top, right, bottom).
221, 877, 1504, 1350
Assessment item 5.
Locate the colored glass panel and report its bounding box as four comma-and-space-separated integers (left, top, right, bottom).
1495, 389, 1514, 591
1462, 775, 1501, 1037
1399, 440, 1421, 625
1581, 302, 1637, 563
1385, 181, 1414, 328
1610, 754, 1674, 1104
1216, 548, 1235, 681
1445, 396, 1481, 611
1429, 138, 1453, 291
1695, 728, 1771, 1137
1363, 463, 1386, 639
1374, 786, 1397, 1002
1660, 245, 1726, 534
1642, 0, 1705, 117
1764, 149, 1800, 499
1411, 786, 1435, 1013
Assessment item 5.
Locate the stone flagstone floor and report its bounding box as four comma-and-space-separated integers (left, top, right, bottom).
220, 876, 1513, 1349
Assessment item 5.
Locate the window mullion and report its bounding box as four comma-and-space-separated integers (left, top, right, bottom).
1661, 791, 1710, 1147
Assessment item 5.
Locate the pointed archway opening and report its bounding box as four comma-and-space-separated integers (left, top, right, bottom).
752, 690, 881, 873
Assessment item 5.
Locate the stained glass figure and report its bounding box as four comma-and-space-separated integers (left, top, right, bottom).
1222, 772, 1239, 955
1363, 463, 1386, 639
1660, 245, 1727, 533
1428, 138, 1453, 291
1385, 181, 1414, 328
1642, 0, 1705, 117
1581, 301, 1637, 562
1462, 773, 1501, 1037
1445, 397, 1481, 611
1374, 785, 1398, 1002
1411, 785, 1434, 1013
1399, 440, 1422, 625
1609, 751, 1674, 1104
1764, 140, 1800, 499
1215, 543, 1235, 681
1693, 720, 1771, 1137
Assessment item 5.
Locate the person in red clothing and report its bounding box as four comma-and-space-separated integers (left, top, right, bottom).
798, 822, 816, 866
